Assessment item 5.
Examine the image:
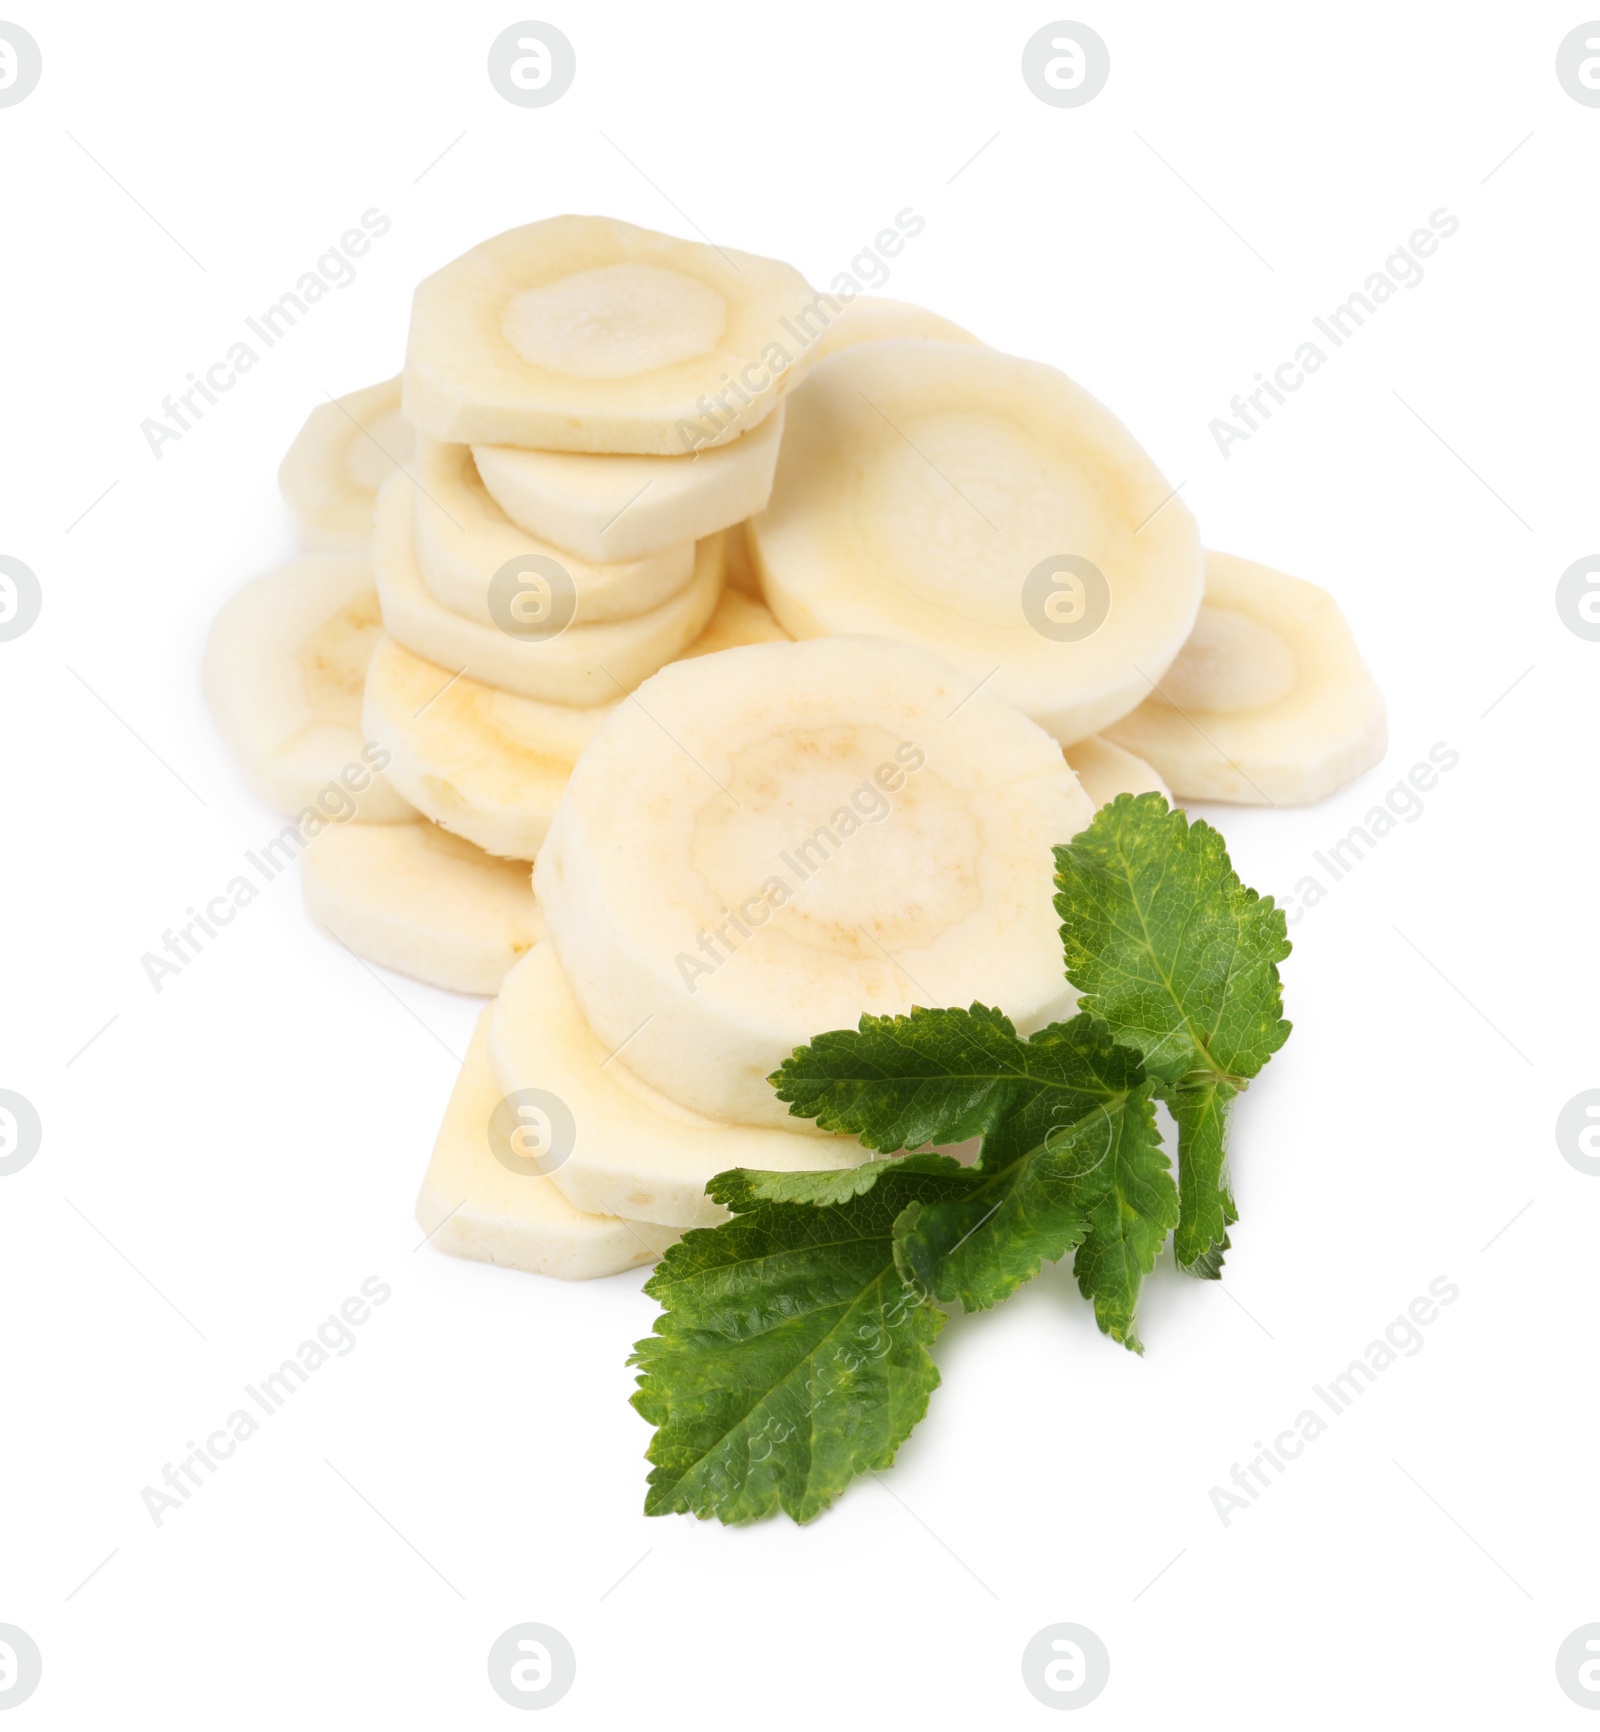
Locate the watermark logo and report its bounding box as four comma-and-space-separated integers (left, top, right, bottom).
488, 23, 576, 108
488, 555, 577, 641
0, 1625, 41, 1711
487, 1623, 576, 1710
0, 1091, 41, 1177
0, 557, 41, 642
1020, 1623, 1110, 1709
1021, 23, 1109, 108
489, 1090, 576, 1177
0, 23, 41, 107
1557, 1090, 1600, 1175
1558, 1625, 1600, 1708
1556, 555, 1600, 640
1022, 556, 1110, 642
1557, 24, 1600, 105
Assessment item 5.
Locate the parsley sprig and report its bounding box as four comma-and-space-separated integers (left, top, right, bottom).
629, 795, 1290, 1523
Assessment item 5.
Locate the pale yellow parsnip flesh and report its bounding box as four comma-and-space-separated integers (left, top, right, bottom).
297, 591, 384, 727
852, 410, 1118, 620
471, 407, 785, 565
1159, 605, 1297, 713
416, 1008, 678, 1281
372, 473, 724, 706
1062, 734, 1173, 810
278, 376, 412, 551
1103, 551, 1386, 804
487, 944, 873, 1229
408, 435, 695, 627
692, 724, 982, 961
344, 408, 415, 493
202, 553, 411, 821
534, 635, 1091, 1128
502, 262, 727, 379
303, 818, 540, 996
752, 342, 1203, 745
810, 295, 980, 359
403, 216, 817, 452
361, 588, 787, 860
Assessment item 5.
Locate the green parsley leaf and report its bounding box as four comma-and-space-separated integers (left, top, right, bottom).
773, 1008, 1175, 1349
1053, 793, 1290, 1274
628, 1158, 968, 1524
1168, 1073, 1238, 1276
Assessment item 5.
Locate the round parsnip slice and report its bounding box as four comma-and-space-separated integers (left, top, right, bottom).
1063, 735, 1173, 810
534, 635, 1093, 1128
363, 637, 609, 862
303, 819, 541, 995
810, 295, 979, 360
751, 341, 1205, 745
363, 590, 788, 860
416, 1008, 678, 1280
471, 404, 785, 564
278, 377, 414, 550
488, 945, 872, 1229
403, 216, 817, 453
409, 436, 695, 625
202, 553, 412, 821
1102, 552, 1387, 804
373, 474, 724, 705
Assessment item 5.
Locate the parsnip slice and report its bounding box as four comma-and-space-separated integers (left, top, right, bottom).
1102, 552, 1387, 804
410, 435, 694, 625
811, 295, 979, 360
373, 474, 723, 706
202, 553, 411, 821
751, 341, 1204, 744
487, 945, 872, 1229
471, 404, 784, 564
278, 377, 414, 550
1063, 735, 1173, 810
416, 1008, 678, 1279
534, 634, 1092, 1128
304, 819, 540, 995
403, 216, 817, 453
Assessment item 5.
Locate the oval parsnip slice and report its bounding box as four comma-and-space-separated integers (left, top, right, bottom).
202, 553, 411, 821
1062, 736, 1173, 810
416, 1008, 679, 1279
403, 216, 818, 453
278, 377, 414, 550
303, 818, 540, 995
810, 295, 980, 360
471, 404, 785, 564
751, 341, 1205, 745
487, 945, 872, 1229
410, 435, 695, 625
1102, 552, 1386, 804
373, 474, 724, 706
533, 634, 1092, 1128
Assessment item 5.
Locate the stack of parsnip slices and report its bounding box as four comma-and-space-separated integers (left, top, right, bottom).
203, 214, 1387, 1284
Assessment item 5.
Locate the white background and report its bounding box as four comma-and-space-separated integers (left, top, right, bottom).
3, 1, 1596, 1724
